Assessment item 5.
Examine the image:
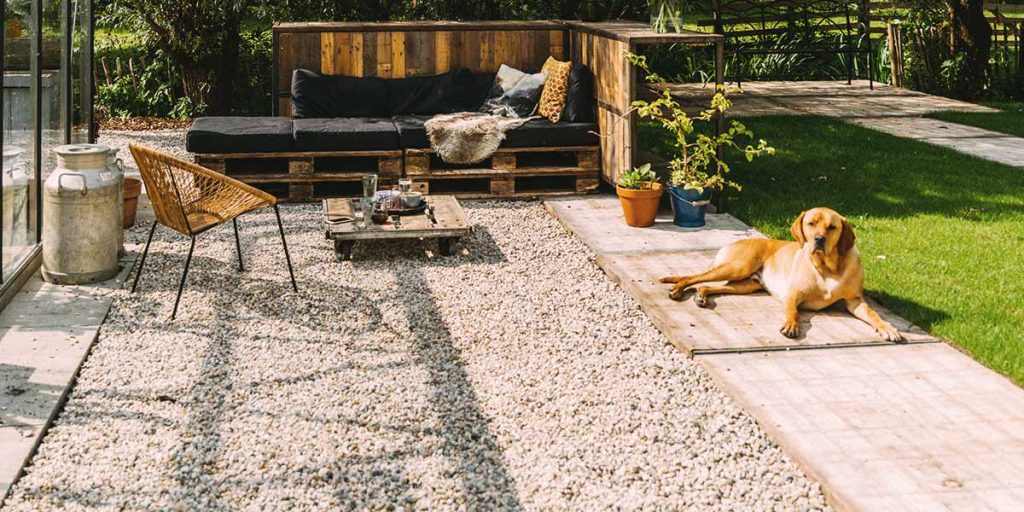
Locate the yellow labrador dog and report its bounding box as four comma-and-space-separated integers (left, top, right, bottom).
659, 207, 904, 342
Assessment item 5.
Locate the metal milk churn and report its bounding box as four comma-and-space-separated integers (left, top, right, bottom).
2, 148, 29, 252
41, 144, 123, 284
105, 147, 126, 254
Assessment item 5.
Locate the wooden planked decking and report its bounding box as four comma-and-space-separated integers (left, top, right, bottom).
598, 250, 935, 355
662, 80, 997, 118
546, 195, 933, 354
702, 344, 1024, 511
545, 194, 1024, 511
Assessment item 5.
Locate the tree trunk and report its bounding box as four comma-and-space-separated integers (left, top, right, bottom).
180, 64, 210, 109
206, 15, 244, 115
948, 0, 992, 98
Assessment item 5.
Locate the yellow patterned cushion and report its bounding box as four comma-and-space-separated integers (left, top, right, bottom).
538, 57, 572, 123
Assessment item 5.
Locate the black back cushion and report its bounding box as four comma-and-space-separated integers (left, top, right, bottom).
563, 63, 595, 123
291, 69, 390, 118
388, 69, 494, 115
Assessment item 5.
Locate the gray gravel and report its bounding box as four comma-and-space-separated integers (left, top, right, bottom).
5, 131, 829, 511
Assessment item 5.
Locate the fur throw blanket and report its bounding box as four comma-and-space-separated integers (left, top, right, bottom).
425, 112, 534, 164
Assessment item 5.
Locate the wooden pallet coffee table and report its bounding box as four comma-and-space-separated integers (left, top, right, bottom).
323, 195, 471, 261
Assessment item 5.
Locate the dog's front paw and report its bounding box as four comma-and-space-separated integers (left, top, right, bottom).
694, 292, 713, 309
669, 287, 687, 301
878, 323, 905, 343
659, 276, 680, 284
780, 320, 801, 339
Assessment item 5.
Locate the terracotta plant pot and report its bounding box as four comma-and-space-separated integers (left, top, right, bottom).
616, 182, 663, 227
122, 177, 142, 229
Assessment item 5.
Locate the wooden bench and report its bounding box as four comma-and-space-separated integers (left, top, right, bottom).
404, 146, 600, 198
706, 0, 874, 88
194, 151, 402, 202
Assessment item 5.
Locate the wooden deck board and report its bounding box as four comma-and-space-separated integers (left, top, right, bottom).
702, 344, 1024, 511
545, 196, 762, 255
598, 250, 936, 355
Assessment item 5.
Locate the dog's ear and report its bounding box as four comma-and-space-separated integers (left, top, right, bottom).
839, 217, 856, 255
790, 211, 807, 244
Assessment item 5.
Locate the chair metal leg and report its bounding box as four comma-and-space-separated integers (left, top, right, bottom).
232, 218, 244, 272
171, 236, 196, 320
274, 204, 298, 292
131, 222, 158, 293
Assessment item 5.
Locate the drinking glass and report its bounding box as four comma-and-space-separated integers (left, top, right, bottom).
398, 178, 413, 194
362, 174, 378, 202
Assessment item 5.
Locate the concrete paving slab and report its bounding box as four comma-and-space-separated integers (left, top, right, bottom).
0, 260, 126, 500
851, 117, 1024, 169
701, 344, 1024, 512
0, 426, 39, 496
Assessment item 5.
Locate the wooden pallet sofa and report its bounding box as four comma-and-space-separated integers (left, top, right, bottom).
187, 21, 726, 202
187, 21, 604, 202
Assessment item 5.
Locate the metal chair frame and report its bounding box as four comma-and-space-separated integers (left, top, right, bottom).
128, 145, 297, 319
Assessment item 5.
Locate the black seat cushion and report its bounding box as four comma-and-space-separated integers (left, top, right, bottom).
292, 118, 400, 151
388, 69, 494, 116
186, 117, 294, 154
392, 115, 434, 148
291, 69, 390, 118
392, 115, 598, 149
504, 118, 599, 148
563, 63, 595, 123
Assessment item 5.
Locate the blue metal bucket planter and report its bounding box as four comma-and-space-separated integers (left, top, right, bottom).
669, 186, 712, 227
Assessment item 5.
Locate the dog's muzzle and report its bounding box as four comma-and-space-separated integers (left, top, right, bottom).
814, 235, 826, 251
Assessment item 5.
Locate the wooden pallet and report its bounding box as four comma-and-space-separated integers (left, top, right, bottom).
404, 146, 600, 198
195, 150, 402, 202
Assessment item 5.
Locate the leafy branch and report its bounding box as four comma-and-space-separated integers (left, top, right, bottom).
626, 52, 774, 193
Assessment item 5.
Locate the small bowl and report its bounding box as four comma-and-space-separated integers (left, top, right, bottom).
402, 191, 423, 208
371, 212, 389, 224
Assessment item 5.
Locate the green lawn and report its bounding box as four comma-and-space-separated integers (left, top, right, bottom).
926, 101, 1024, 137
640, 116, 1024, 385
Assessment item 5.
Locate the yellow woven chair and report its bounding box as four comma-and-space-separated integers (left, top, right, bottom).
128, 144, 297, 319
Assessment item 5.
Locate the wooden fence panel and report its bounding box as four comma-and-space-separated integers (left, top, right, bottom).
273, 22, 568, 116
571, 30, 633, 184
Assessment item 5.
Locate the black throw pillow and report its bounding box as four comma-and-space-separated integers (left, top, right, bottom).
388, 69, 483, 116
290, 69, 390, 118
563, 63, 595, 123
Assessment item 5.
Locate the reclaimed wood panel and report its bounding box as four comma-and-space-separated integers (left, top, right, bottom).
434, 31, 453, 72
275, 25, 569, 115
573, 29, 633, 183
391, 32, 406, 78
277, 32, 321, 94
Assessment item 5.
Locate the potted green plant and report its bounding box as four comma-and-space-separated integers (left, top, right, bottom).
625, 52, 774, 227
616, 163, 663, 227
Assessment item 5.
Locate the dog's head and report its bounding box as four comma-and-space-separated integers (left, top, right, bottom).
791, 207, 855, 256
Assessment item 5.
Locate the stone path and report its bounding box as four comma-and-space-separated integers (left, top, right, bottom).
0, 259, 134, 500
664, 80, 996, 119
849, 117, 1024, 168
0, 141, 154, 504
545, 195, 1024, 511
667, 80, 1023, 168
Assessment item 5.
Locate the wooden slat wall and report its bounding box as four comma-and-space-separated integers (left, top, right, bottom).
275, 26, 567, 117
571, 30, 633, 185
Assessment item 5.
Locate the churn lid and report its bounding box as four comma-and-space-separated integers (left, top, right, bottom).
54, 144, 112, 171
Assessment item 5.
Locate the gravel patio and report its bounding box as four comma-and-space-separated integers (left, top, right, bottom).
3, 132, 828, 511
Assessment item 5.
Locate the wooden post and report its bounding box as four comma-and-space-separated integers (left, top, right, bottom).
887, 21, 905, 88
100, 57, 112, 86
128, 58, 138, 91
712, 38, 727, 214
